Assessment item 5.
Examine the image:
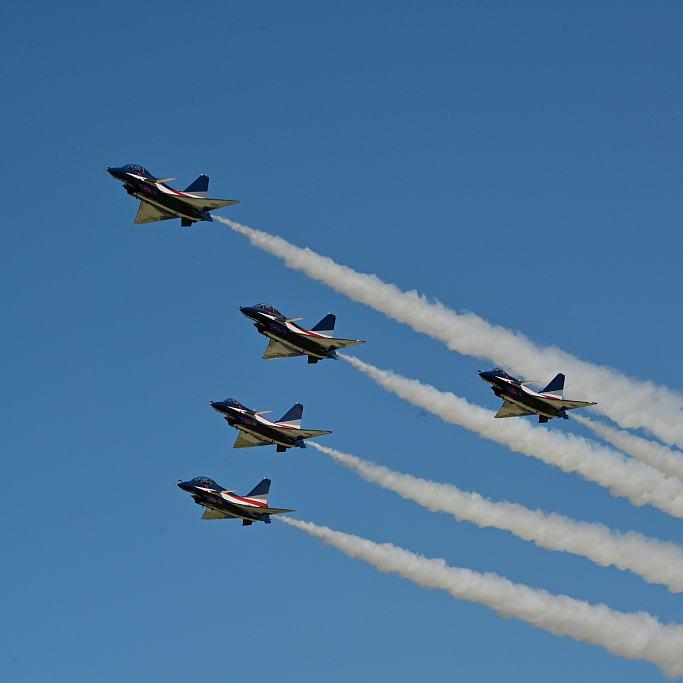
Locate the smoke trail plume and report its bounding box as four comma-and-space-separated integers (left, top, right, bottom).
280, 517, 683, 678
573, 414, 683, 482
309, 441, 683, 591
340, 354, 683, 518
214, 215, 683, 449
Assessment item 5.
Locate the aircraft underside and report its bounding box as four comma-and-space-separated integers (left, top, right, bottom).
196, 499, 263, 525
495, 391, 561, 420
236, 424, 299, 451
263, 330, 329, 359
129, 191, 202, 223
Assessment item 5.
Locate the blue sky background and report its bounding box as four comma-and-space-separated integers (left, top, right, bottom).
2, 1, 683, 681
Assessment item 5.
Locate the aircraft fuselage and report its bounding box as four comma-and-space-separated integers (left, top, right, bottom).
479, 371, 565, 419
108, 166, 208, 223
176, 477, 289, 524
210, 401, 304, 449
240, 306, 335, 360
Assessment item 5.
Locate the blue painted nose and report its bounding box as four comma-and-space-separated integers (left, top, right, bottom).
107, 167, 128, 182
239, 306, 259, 319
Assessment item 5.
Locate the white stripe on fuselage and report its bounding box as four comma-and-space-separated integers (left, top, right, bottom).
499, 377, 560, 401
128, 173, 194, 198
198, 487, 266, 508
228, 405, 298, 429
260, 312, 330, 339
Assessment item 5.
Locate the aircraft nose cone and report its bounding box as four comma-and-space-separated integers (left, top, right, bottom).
239, 306, 258, 319
177, 482, 193, 492
107, 167, 127, 181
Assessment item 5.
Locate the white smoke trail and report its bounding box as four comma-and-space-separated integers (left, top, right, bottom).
280, 516, 683, 678
340, 354, 683, 518
309, 441, 683, 592
573, 414, 683, 482
214, 215, 683, 449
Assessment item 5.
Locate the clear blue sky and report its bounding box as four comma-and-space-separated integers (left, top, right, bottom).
2, 1, 683, 681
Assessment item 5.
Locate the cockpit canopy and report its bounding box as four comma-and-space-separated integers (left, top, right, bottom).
122, 164, 150, 175
254, 303, 284, 318
492, 368, 505, 373
191, 476, 222, 489
223, 398, 251, 411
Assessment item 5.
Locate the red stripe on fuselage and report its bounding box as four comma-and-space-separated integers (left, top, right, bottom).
290, 323, 325, 338
226, 493, 268, 507
158, 183, 193, 197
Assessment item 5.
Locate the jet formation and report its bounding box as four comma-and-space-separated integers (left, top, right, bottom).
106, 164, 598, 526
107, 164, 238, 226
479, 368, 596, 423
177, 476, 293, 525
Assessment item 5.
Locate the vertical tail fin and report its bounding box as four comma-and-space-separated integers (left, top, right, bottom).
278, 403, 303, 427
245, 478, 271, 503
541, 373, 565, 398
183, 174, 209, 198
311, 313, 335, 336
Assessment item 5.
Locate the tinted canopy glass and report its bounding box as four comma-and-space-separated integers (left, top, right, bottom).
191, 476, 221, 489
122, 164, 150, 175
254, 303, 284, 318
223, 398, 251, 410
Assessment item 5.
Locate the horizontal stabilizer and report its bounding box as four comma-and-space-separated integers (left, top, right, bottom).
290, 428, 333, 440
229, 503, 294, 517
549, 399, 597, 411
138, 176, 175, 184
258, 507, 294, 516
309, 337, 365, 352
263, 338, 303, 360
178, 196, 240, 211
495, 400, 535, 419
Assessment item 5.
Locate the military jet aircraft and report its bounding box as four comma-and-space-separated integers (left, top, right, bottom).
107, 164, 238, 226
479, 368, 596, 423
239, 303, 365, 363
210, 398, 332, 451
177, 476, 293, 525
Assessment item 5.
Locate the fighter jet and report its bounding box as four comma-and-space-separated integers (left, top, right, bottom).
210, 398, 331, 451
177, 476, 293, 526
479, 368, 596, 423
107, 164, 238, 226
239, 303, 365, 363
